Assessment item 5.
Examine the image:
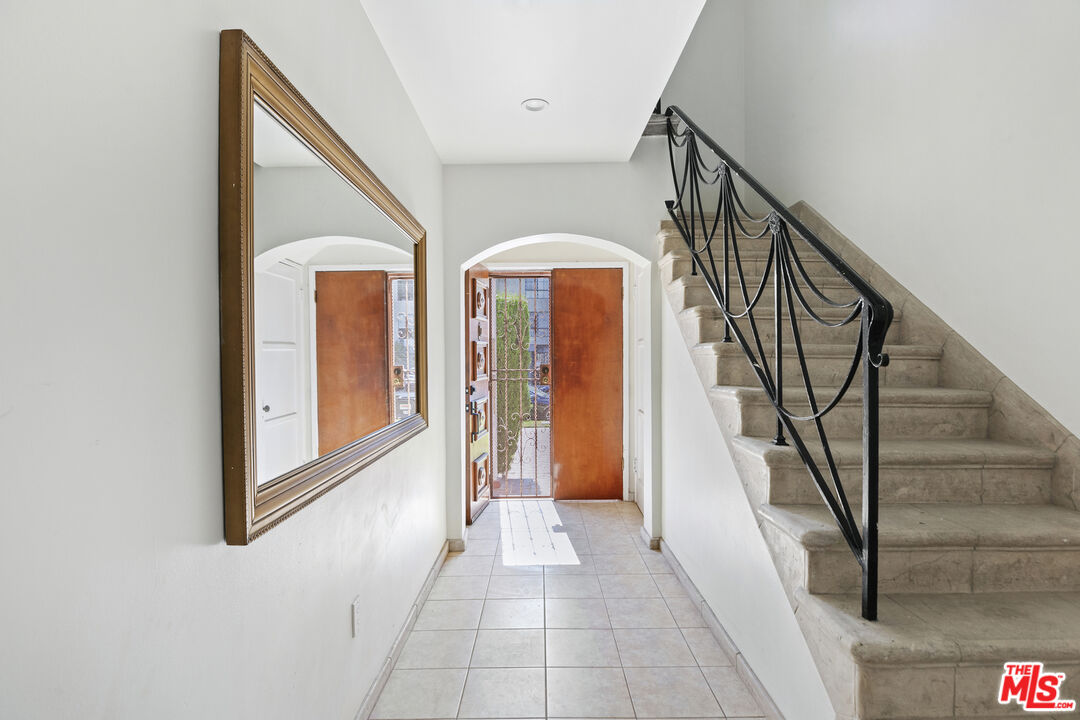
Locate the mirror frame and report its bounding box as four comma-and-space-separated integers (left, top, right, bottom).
218, 30, 428, 545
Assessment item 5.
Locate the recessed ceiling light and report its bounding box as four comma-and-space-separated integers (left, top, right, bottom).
521, 98, 549, 112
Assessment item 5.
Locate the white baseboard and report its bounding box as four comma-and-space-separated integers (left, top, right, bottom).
354, 540, 450, 720
660, 540, 785, 720
639, 524, 660, 550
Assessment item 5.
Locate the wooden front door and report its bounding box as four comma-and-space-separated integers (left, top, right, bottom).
551, 268, 623, 500
315, 270, 390, 455
465, 264, 492, 523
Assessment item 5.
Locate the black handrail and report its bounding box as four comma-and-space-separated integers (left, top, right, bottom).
664, 106, 893, 620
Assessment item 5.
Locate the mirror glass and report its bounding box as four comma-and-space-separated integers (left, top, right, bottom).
251, 98, 417, 487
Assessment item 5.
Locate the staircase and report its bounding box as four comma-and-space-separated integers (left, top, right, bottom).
659, 110, 1080, 718
660, 207, 1080, 718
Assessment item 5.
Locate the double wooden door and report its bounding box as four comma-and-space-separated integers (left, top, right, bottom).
465, 265, 622, 521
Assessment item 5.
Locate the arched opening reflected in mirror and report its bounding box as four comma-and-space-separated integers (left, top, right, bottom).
251, 102, 417, 487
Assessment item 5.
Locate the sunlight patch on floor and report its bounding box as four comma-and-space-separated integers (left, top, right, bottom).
497, 499, 581, 566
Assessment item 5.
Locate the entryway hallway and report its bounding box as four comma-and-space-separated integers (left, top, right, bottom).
370, 500, 765, 718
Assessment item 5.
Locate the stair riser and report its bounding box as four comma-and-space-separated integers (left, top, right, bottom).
662, 255, 839, 287
659, 231, 823, 259
856, 660, 1080, 719
947, 661, 1080, 719
673, 281, 862, 315
760, 463, 1051, 505
680, 311, 894, 345
659, 232, 774, 257
806, 630, 1080, 720
719, 395, 989, 440
805, 545, 1080, 594
693, 349, 940, 388
768, 526, 1080, 596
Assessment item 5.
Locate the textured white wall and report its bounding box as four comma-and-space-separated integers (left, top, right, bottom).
0, 1, 446, 718
660, 301, 834, 720
743, 0, 1080, 433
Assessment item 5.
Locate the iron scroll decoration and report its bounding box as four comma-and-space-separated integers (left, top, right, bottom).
664, 106, 892, 620
218, 30, 429, 545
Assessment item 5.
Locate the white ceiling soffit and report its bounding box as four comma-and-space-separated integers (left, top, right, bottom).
361, 0, 705, 164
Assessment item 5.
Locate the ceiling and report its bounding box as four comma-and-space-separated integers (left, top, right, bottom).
360, 0, 705, 164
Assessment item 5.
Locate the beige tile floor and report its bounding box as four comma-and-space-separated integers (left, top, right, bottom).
371, 499, 765, 719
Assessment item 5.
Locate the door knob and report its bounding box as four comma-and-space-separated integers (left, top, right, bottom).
262, 405, 270, 412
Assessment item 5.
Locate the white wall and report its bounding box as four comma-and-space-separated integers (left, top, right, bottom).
0, 1, 446, 718
662, 0, 746, 158
485, 240, 643, 265
441, 0, 747, 545
660, 301, 834, 720
742, 0, 1080, 434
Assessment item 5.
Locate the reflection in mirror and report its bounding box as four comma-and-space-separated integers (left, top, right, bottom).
252, 99, 416, 487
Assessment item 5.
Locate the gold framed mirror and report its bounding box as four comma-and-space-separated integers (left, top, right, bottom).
218, 30, 428, 544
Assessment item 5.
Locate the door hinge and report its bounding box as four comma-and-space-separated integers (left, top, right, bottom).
313, 290, 318, 303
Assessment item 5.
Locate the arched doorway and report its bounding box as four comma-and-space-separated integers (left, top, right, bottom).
459, 234, 653, 527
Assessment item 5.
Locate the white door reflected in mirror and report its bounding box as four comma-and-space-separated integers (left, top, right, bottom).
251, 100, 417, 487
254, 261, 306, 485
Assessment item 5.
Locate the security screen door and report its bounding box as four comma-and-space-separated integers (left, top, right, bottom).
490, 274, 552, 498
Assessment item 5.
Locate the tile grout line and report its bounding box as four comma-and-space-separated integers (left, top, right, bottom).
700, 658, 731, 720
543, 566, 549, 720
455, 567, 491, 720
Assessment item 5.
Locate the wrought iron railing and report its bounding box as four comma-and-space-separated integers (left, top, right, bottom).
664, 106, 892, 620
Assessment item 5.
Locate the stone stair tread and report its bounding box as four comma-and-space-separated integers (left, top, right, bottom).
697, 341, 941, 360
661, 246, 828, 264
798, 588, 1080, 664
672, 272, 850, 292
672, 272, 851, 289
760, 502, 1080, 549
732, 435, 1056, 469
659, 230, 797, 245
660, 216, 772, 232
711, 384, 991, 408
680, 303, 889, 323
